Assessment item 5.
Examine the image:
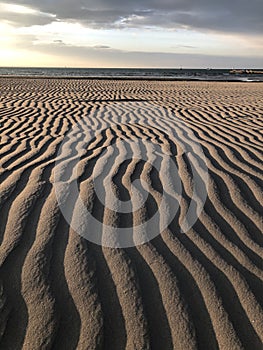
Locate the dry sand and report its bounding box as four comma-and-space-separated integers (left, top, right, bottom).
0, 78, 262, 350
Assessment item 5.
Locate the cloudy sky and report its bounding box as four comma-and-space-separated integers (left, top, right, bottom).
0, 0, 262, 68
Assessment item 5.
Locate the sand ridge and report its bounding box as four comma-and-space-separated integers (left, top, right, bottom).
0, 78, 262, 349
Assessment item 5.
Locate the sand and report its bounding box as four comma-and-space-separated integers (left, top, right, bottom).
0, 78, 262, 350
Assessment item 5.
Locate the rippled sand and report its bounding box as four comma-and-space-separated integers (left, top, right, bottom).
0, 78, 262, 350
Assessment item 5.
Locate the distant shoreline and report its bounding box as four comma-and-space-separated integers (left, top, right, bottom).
0, 75, 262, 82
229, 69, 263, 74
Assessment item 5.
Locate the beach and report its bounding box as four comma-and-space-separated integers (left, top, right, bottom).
0, 78, 262, 349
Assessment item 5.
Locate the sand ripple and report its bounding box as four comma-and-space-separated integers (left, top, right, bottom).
0, 78, 262, 349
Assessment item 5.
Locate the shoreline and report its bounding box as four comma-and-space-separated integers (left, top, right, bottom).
0, 75, 262, 82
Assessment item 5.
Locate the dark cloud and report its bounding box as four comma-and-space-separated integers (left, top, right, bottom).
2, 10, 55, 27
0, 0, 262, 35
93, 45, 111, 49
172, 45, 197, 49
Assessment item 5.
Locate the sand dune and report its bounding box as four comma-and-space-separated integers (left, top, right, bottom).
0, 78, 262, 350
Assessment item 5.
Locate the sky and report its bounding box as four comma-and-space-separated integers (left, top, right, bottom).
0, 0, 262, 68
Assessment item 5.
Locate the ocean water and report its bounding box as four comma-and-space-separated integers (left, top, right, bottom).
0, 67, 262, 81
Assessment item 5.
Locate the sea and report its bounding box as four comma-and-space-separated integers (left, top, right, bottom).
0, 67, 262, 82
